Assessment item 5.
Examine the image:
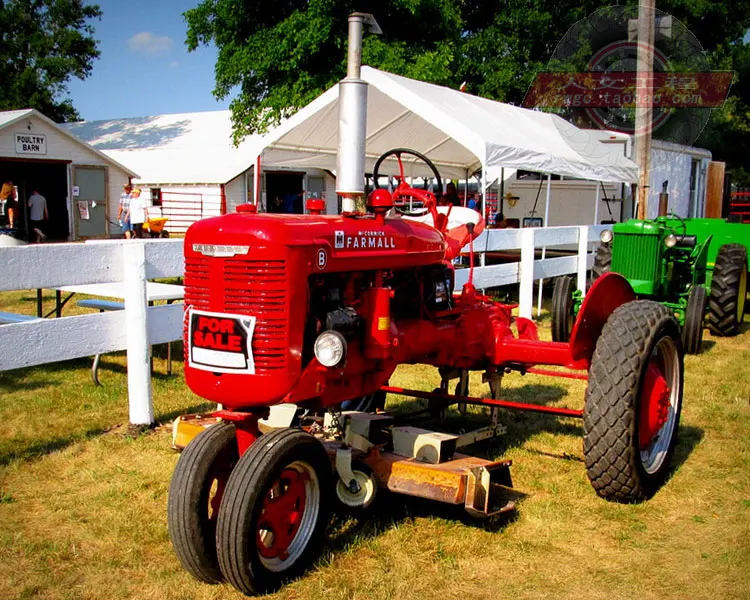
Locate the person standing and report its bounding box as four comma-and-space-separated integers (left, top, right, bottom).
28, 188, 48, 242
0, 180, 18, 229
126, 188, 149, 239
442, 182, 461, 207
117, 183, 133, 239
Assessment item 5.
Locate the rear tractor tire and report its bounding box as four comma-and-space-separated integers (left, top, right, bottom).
551, 275, 576, 342
167, 422, 238, 584
682, 285, 706, 355
216, 428, 332, 596
708, 244, 747, 337
584, 301, 683, 503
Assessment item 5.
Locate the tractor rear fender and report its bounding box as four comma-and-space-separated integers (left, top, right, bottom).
568, 272, 636, 364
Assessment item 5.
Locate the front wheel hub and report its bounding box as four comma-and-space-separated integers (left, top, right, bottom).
639, 363, 671, 449
256, 468, 309, 561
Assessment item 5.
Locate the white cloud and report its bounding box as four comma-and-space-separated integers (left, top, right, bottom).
127, 32, 173, 54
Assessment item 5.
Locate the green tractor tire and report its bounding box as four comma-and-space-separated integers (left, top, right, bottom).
551, 275, 576, 342
708, 244, 748, 337
592, 245, 612, 282
682, 285, 706, 355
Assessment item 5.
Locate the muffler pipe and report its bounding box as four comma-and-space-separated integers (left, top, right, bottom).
336, 13, 381, 213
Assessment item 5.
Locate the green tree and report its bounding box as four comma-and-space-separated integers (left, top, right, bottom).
0, 0, 102, 122
185, 0, 461, 143
187, 0, 750, 180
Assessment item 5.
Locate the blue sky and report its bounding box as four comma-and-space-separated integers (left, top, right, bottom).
67, 0, 231, 121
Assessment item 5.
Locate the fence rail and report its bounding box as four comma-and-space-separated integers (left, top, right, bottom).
457, 225, 605, 317
0, 225, 604, 424
159, 191, 221, 235
0, 239, 184, 425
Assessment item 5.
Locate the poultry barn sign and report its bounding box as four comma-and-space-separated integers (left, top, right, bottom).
15, 133, 47, 155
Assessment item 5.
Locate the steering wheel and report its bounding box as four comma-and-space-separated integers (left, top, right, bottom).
668, 211, 687, 237
372, 148, 443, 217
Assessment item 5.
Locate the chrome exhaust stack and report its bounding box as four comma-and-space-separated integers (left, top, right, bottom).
336, 13, 381, 213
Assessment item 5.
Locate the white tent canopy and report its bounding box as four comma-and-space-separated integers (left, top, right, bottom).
259, 66, 638, 185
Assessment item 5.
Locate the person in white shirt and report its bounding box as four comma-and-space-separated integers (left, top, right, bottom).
27, 188, 48, 242
125, 188, 149, 239
117, 183, 133, 239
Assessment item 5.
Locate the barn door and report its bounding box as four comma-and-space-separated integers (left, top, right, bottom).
73, 166, 107, 238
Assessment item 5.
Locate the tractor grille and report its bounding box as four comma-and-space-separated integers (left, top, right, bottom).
611, 233, 660, 284
185, 257, 289, 371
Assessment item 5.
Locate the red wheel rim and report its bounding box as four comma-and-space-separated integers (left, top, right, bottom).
256, 467, 309, 561
638, 337, 680, 474
639, 362, 671, 449
207, 464, 231, 522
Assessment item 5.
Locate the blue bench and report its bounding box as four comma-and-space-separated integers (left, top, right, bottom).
76, 299, 125, 312
0, 311, 41, 324
75, 299, 173, 385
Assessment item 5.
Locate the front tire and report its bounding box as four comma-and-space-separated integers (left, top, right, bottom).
592, 244, 612, 282
551, 275, 576, 342
584, 301, 683, 503
168, 422, 238, 583
708, 244, 747, 336
216, 428, 332, 595
682, 285, 706, 355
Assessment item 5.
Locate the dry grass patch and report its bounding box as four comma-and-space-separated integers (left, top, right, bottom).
0, 294, 748, 600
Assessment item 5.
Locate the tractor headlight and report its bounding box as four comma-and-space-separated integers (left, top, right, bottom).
599, 229, 613, 244
664, 234, 677, 248
314, 331, 347, 368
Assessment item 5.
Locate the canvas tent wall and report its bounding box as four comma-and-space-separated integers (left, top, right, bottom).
257, 66, 639, 200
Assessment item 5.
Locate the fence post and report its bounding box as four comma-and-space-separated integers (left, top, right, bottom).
519, 228, 535, 319
577, 226, 589, 295
123, 241, 153, 425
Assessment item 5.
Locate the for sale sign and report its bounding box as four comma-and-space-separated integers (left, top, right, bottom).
188, 309, 256, 374
15, 133, 47, 155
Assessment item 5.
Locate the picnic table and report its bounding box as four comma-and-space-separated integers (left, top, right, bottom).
38, 281, 185, 384
38, 281, 185, 318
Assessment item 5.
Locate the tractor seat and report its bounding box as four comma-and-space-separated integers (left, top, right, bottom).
403, 205, 484, 232
403, 206, 485, 259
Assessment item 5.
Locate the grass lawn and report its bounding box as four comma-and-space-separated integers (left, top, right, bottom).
0, 289, 748, 600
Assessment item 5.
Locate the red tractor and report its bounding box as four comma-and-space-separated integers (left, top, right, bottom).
168, 149, 684, 596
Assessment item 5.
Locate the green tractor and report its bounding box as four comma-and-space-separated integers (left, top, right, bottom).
552, 217, 749, 354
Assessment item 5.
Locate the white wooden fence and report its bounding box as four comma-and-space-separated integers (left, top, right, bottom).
0, 225, 604, 424
0, 239, 184, 425
457, 225, 606, 318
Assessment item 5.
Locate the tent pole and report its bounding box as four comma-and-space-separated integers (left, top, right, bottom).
593, 183, 599, 225
254, 155, 261, 207
537, 173, 551, 317
499, 167, 505, 220
481, 165, 488, 270
465, 169, 469, 206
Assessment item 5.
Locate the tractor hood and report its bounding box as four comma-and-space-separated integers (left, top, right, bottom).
185, 211, 447, 273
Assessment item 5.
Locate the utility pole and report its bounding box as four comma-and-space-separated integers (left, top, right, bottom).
634, 0, 656, 219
